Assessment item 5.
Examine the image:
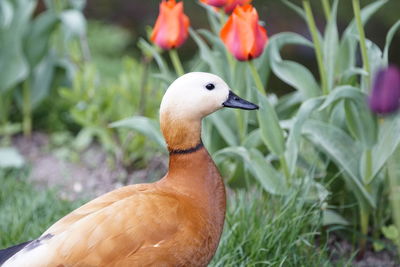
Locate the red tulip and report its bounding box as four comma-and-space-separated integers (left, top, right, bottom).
368, 65, 400, 115
151, 0, 190, 50
220, 5, 268, 61
200, 0, 228, 8
224, 0, 252, 14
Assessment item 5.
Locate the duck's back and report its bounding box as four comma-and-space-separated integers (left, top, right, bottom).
2, 181, 221, 267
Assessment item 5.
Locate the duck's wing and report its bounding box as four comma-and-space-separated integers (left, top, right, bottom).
2, 184, 184, 267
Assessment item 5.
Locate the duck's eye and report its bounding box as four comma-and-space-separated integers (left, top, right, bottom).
205, 83, 215, 90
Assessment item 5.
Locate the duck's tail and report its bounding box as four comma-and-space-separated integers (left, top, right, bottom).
0, 241, 31, 266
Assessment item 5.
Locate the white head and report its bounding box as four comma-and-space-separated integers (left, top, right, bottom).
160, 72, 258, 121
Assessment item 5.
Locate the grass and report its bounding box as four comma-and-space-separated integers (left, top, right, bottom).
0, 169, 332, 266
0, 169, 83, 248
211, 187, 331, 267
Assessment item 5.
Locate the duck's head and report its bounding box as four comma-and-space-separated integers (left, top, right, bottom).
160, 72, 258, 121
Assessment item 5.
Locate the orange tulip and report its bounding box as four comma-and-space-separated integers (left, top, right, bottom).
224, 0, 252, 14
151, 0, 190, 50
200, 0, 228, 8
220, 5, 267, 61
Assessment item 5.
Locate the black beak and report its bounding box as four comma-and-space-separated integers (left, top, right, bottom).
222, 91, 259, 110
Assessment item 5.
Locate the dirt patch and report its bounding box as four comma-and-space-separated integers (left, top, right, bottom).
328, 233, 399, 267
13, 132, 167, 201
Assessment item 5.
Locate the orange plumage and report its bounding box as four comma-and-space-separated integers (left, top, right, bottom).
0, 72, 258, 267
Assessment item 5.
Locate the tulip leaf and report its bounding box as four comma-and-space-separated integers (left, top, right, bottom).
24, 11, 59, 68
257, 92, 286, 157
268, 32, 319, 98
110, 116, 167, 151
344, 100, 377, 148
285, 97, 324, 176
323, 0, 339, 92
214, 146, 287, 195
337, 0, 387, 80
323, 210, 350, 226
209, 112, 239, 147
302, 119, 375, 209
30, 53, 56, 109
371, 115, 400, 180
0, 0, 34, 92
383, 20, 400, 65
138, 38, 170, 79
242, 129, 262, 149
0, 0, 13, 27
60, 9, 86, 38
318, 86, 364, 111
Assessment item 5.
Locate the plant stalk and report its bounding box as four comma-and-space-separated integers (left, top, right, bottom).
352, 0, 370, 88
388, 146, 400, 255
169, 49, 185, 77
321, 0, 331, 21
22, 81, 32, 137
248, 60, 265, 95
359, 203, 369, 254
302, 0, 328, 95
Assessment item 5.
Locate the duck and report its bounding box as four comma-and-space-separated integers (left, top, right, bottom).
0, 72, 258, 267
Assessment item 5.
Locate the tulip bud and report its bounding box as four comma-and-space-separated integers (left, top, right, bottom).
151, 0, 190, 50
368, 65, 400, 115
220, 5, 268, 61
224, 0, 252, 14
200, 0, 228, 8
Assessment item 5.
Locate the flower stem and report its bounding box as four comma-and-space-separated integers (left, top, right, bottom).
321, 0, 331, 21
22, 81, 32, 137
388, 150, 400, 255
352, 0, 370, 88
169, 49, 185, 77
303, 0, 328, 95
248, 60, 265, 95
359, 203, 369, 254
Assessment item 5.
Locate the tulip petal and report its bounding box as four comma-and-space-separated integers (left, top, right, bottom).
151, 0, 190, 50
220, 4, 267, 61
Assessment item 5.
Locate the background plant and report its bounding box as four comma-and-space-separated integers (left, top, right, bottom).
0, 0, 87, 137
113, 0, 400, 257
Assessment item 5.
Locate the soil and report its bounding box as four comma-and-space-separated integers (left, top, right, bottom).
13, 132, 167, 201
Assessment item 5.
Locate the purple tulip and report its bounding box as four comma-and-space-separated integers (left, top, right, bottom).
368, 65, 400, 115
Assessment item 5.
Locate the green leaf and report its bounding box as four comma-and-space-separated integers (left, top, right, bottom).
268, 32, 319, 98
60, 9, 86, 38
0, 0, 13, 27
257, 92, 285, 157
24, 11, 59, 68
209, 113, 238, 147
381, 225, 399, 241
110, 116, 167, 151
0, 0, 34, 92
337, 0, 388, 80
322, 210, 350, 226
0, 147, 24, 168
344, 99, 377, 148
303, 119, 375, 208
31, 53, 56, 109
214, 146, 287, 195
371, 115, 400, 179
383, 20, 400, 65
318, 86, 364, 111
323, 0, 339, 92
138, 38, 170, 78
242, 129, 262, 149
285, 97, 324, 176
